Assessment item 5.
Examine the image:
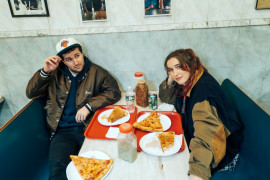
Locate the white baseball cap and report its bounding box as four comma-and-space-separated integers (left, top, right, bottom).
56, 37, 82, 56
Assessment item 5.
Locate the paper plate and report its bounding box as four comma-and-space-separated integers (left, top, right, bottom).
139, 132, 183, 156
136, 113, 171, 131
98, 109, 130, 126
66, 151, 113, 180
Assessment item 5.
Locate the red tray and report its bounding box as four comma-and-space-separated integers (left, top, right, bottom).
135, 111, 185, 153
84, 105, 137, 140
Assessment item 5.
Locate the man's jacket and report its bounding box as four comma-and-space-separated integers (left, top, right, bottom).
26, 57, 121, 134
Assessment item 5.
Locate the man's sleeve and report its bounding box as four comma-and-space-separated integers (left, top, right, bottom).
26, 69, 52, 99
86, 71, 121, 112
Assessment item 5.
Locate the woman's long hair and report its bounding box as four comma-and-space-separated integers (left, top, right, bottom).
164, 49, 207, 96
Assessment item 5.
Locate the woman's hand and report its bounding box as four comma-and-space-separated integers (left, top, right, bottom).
167, 75, 175, 86
190, 174, 203, 180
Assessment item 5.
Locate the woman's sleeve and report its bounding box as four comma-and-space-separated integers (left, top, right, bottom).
158, 79, 177, 104
188, 100, 231, 180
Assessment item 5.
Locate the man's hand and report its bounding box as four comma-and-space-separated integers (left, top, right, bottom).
43, 55, 61, 73
75, 106, 91, 123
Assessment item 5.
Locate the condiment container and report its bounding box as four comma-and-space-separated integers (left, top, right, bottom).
117, 123, 137, 162
135, 79, 148, 107
133, 72, 144, 90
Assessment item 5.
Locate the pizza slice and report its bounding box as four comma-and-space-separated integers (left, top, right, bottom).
133, 111, 163, 131
70, 155, 113, 180
107, 106, 127, 123
157, 131, 175, 152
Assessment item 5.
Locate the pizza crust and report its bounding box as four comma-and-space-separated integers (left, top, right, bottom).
95, 159, 113, 180
133, 122, 162, 131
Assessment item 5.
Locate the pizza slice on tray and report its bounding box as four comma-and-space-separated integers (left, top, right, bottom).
133, 111, 163, 131
70, 155, 113, 180
107, 106, 127, 123
157, 131, 175, 152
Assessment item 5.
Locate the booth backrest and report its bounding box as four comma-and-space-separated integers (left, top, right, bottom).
212, 79, 270, 179
0, 98, 50, 180
1, 80, 269, 180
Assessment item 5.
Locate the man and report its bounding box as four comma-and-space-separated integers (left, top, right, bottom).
82, 0, 92, 13
22, 0, 38, 10
26, 37, 121, 180
145, 0, 157, 15
145, 0, 157, 11
82, 0, 102, 12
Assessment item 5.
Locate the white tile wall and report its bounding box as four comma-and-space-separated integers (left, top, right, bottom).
0, 0, 269, 125
0, 0, 269, 37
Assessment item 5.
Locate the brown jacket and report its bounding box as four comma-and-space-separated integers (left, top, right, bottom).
26, 61, 121, 134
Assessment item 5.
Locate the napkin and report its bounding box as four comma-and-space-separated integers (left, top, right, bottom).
157, 103, 175, 111
105, 127, 120, 139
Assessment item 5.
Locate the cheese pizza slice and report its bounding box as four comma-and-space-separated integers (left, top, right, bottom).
107, 106, 127, 123
157, 131, 175, 152
70, 155, 113, 180
133, 111, 163, 131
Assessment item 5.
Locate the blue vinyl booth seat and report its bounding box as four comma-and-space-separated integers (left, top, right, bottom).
0, 98, 50, 180
0, 79, 269, 180
212, 79, 270, 180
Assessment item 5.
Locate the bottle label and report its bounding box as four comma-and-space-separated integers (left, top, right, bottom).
148, 92, 157, 110
126, 95, 134, 101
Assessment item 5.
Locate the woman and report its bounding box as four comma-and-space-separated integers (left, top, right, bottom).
159, 49, 243, 180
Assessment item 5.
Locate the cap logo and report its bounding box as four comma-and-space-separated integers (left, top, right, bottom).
60, 40, 69, 48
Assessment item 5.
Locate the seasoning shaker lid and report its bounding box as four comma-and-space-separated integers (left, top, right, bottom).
119, 123, 133, 133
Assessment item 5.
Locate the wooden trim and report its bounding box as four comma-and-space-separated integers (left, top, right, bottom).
0, 99, 35, 132
256, 0, 270, 9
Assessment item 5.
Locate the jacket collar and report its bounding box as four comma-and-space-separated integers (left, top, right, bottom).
186, 66, 204, 97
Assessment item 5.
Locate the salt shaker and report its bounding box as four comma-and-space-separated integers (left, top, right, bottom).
117, 123, 137, 162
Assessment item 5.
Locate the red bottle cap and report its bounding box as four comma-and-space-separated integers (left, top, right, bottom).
135, 72, 143, 77
119, 123, 133, 133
